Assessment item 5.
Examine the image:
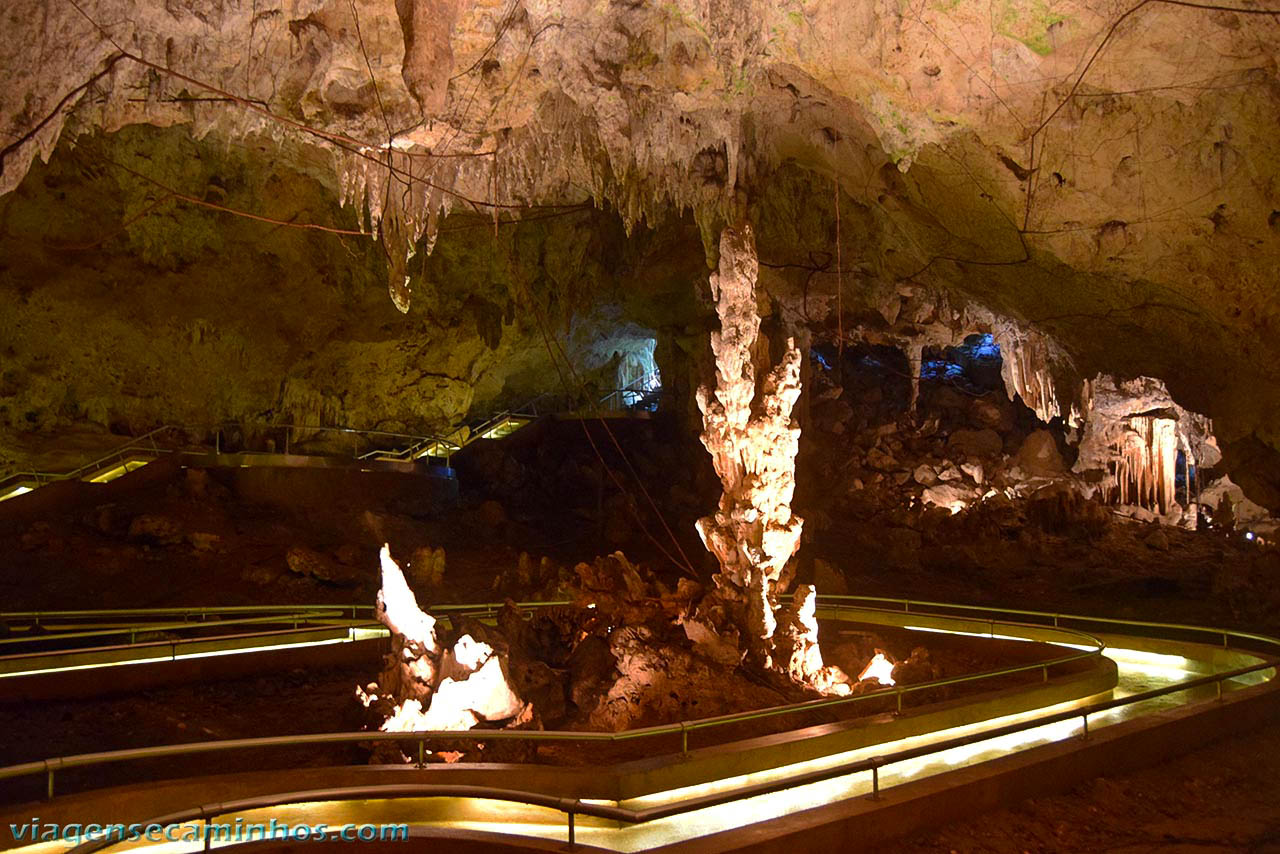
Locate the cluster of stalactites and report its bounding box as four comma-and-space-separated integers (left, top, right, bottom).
1074, 374, 1219, 519
1108, 416, 1181, 514
338, 149, 460, 313
997, 325, 1085, 428
332, 103, 746, 314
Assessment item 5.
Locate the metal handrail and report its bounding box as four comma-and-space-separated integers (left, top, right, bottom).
0, 380, 654, 491
4, 596, 1277, 812
594, 370, 663, 412
0, 420, 458, 497
0, 624, 377, 678
0, 425, 185, 489
0, 611, 363, 651
0, 601, 575, 656
0, 602, 1107, 798
63, 652, 1280, 853
821, 594, 1280, 652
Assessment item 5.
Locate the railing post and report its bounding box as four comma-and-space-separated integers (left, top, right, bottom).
417, 739, 425, 768
1081, 714, 1089, 740
1223, 632, 1230, 650
46, 766, 54, 800
681, 722, 688, 754
1041, 665, 1048, 682
567, 810, 575, 848
1216, 680, 1223, 702
870, 765, 880, 801
896, 686, 903, 714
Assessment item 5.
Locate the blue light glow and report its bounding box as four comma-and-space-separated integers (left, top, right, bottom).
810, 349, 832, 371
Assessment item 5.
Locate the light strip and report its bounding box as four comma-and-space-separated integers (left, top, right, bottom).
0, 633, 389, 680
2, 640, 1260, 853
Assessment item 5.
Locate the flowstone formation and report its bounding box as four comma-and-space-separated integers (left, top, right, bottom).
358, 546, 528, 746
692, 224, 850, 696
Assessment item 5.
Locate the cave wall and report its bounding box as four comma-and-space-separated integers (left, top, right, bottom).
0, 124, 706, 463
2, 0, 1279, 502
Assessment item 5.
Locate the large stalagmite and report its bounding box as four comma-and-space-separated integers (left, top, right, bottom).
695, 224, 849, 695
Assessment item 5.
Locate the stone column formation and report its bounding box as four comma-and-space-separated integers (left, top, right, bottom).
696, 224, 849, 695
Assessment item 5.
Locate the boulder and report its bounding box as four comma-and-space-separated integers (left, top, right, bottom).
866, 446, 897, 470
947, 428, 1003, 459
1016, 429, 1066, 476
913, 464, 938, 486
127, 514, 183, 545
922, 483, 980, 513
938, 464, 963, 482
970, 397, 1015, 431
1143, 527, 1171, 551
285, 546, 360, 584
186, 532, 220, 552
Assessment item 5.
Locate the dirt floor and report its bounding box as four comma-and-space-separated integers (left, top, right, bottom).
900, 719, 1280, 853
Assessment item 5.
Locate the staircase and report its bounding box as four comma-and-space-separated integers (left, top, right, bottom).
0, 374, 665, 505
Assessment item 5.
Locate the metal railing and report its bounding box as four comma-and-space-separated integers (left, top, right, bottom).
3, 596, 1276, 848
595, 370, 663, 413
822, 594, 1280, 652
0, 425, 185, 493
0, 600, 1107, 799
66, 653, 1280, 854
0, 421, 459, 502
0, 376, 669, 496
0, 610, 361, 656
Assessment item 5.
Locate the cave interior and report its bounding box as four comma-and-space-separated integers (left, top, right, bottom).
1, 0, 1280, 848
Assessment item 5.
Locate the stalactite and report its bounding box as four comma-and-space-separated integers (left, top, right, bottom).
1109, 416, 1179, 514
1000, 328, 1063, 425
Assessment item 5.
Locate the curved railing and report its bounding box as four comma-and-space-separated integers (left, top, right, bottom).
0, 599, 1106, 800
2, 596, 1277, 853
62, 654, 1280, 853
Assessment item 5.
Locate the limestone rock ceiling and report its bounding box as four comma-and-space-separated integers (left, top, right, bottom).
1, 0, 1279, 504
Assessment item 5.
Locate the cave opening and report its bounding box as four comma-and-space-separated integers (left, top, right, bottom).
921, 333, 1004, 397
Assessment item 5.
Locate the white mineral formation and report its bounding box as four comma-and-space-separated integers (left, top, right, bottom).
696, 224, 802, 645
1074, 376, 1217, 518
696, 225, 847, 694
367, 545, 526, 738
857, 652, 896, 686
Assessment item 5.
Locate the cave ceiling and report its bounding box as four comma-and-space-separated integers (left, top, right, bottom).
1, 0, 1279, 503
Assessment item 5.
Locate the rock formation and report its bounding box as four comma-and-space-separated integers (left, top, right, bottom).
360, 545, 526, 745
694, 224, 849, 694
2, 0, 1280, 505
1074, 375, 1218, 522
